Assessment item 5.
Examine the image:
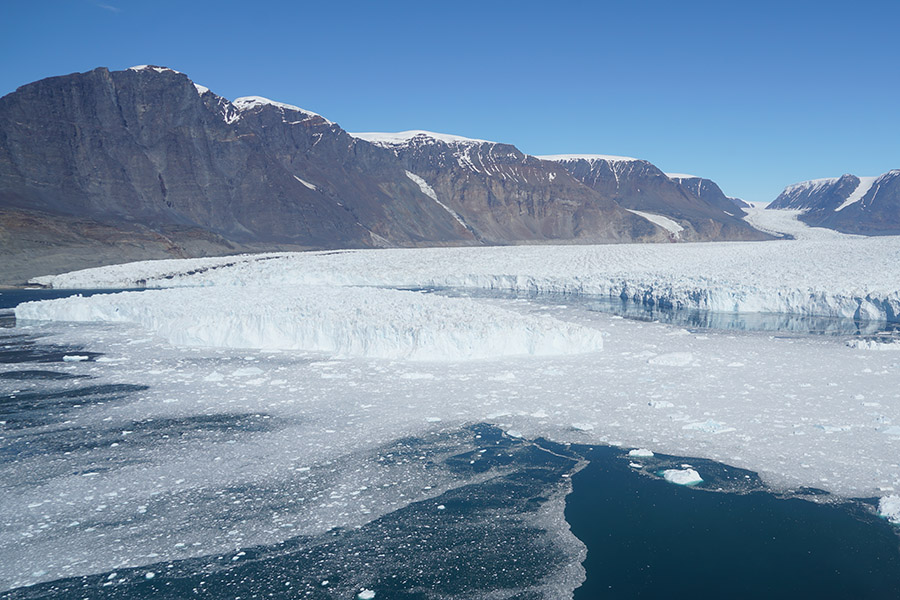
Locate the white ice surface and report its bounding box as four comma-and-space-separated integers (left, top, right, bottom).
662, 468, 703, 486
16, 286, 602, 360
879, 495, 900, 524
625, 209, 684, 237
743, 204, 859, 241
665, 173, 700, 180
628, 448, 654, 458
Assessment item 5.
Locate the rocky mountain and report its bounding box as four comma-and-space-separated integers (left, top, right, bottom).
768, 170, 900, 234
0, 66, 768, 284
352, 132, 666, 244
666, 173, 751, 211
540, 155, 770, 242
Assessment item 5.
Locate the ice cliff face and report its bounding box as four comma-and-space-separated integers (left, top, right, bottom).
29, 225, 900, 325
16, 285, 604, 360
769, 170, 900, 234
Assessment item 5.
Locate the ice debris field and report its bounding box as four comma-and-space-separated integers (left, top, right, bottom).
4, 208, 900, 589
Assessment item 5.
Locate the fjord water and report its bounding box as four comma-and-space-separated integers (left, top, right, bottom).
567, 446, 900, 599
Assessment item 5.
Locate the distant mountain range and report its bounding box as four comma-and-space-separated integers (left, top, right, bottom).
768, 170, 900, 234
1, 66, 767, 284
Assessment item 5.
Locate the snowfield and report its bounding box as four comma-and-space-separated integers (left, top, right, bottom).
5, 209, 900, 590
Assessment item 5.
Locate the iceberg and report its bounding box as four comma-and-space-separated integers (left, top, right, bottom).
662, 468, 703, 486
15, 285, 603, 361
879, 495, 900, 525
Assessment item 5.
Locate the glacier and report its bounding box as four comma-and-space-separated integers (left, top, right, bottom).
30, 208, 900, 325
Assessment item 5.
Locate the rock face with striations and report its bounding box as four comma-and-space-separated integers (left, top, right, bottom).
541, 156, 769, 241
768, 170, 900, 235
351, 131, 667, 244
666, 174, 751, 211
0, 66, 770, 283
0, 67, 470, 251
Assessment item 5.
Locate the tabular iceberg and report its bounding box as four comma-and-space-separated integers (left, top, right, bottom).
16, 285, 603, 360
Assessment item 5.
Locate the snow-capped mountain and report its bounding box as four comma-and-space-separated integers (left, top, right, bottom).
769, 170, 900, 234
541, 156, 768, 241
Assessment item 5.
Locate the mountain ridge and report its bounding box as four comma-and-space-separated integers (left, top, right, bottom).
768, 170, 900, 234
1, 66, 770, 284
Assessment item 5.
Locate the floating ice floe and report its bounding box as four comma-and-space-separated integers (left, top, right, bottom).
662, 468, 703, 486
879, 495, 900, 524
16, 285, 603, 361
847, 339, 900, 351
628, 448, 655, 458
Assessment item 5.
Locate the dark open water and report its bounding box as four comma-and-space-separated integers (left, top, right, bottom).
2, 289, 899, 598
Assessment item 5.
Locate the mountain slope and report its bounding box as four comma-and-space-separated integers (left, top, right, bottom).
352, 132, 667, 244
666, 173, 751, 211
1, 66, 771, 284
0, 66, 471, 249
769, 170, 900, 234
542, 155, 770, 241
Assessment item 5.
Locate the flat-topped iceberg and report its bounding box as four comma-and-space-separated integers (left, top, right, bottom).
662, 468, 703, 486
15, 286, 603, 360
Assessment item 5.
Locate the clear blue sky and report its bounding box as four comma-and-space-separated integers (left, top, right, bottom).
2, 0, 898, 203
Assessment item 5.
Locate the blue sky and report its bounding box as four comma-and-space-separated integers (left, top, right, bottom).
2, 0, 898, 203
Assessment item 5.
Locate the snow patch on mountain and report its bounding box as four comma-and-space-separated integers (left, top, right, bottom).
665, 173, 701, 180
835, 176, 878, 212
405, 171, 470, 230
351, 130, 493, 147
537, 154, 640, 163
782, 177, 841, 195
233, 96, 332, 124
293, 175, 317, 190
625, 209, 684, 237
128, 65, 182, 74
